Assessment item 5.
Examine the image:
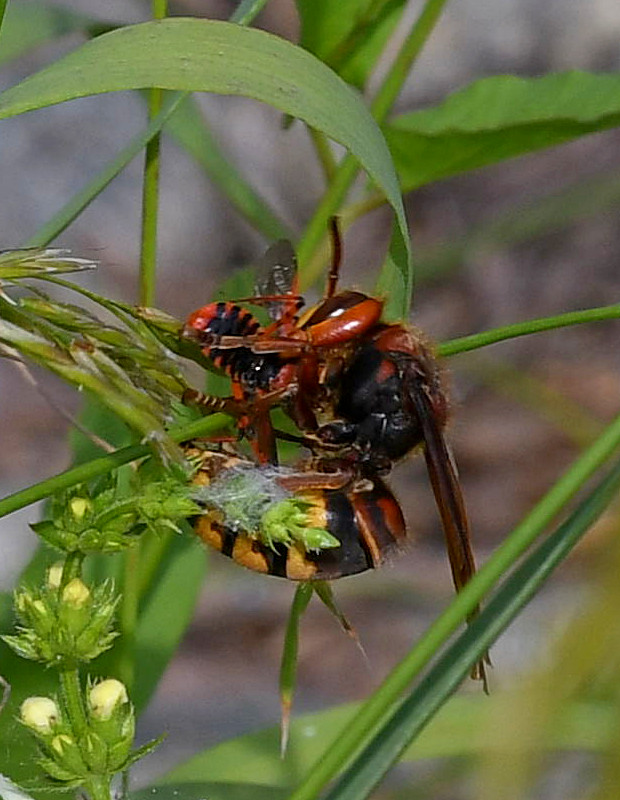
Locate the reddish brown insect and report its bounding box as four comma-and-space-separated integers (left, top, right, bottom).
183, 223, 486, 681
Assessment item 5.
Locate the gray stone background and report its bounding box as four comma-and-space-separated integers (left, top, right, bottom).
1, 0, 620, 795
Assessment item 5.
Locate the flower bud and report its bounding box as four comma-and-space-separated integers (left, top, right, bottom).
69, 497, 91, 521
88, 679, 128, 721
20, 696, 60, 734
59, 578, 92, 638
61, 578, 90, 608
46, 563, 64, 590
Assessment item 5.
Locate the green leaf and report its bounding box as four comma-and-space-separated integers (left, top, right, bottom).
0, 17, 409, 311
156, 694, 612, 788
0, 2, 102, 66
319, 456, 620, 800
296, 0, 406, 89
385, 71, 620, 190
129, 534, 207, 712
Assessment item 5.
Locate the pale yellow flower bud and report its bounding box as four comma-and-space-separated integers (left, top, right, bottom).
88, 679, 128, 720
20, 696, 59, 733
46, 563, 64, 590
61, 578, 90, 607
70, 497, 91, 520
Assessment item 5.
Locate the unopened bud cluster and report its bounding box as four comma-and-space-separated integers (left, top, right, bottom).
31, 473, 200, 555
2, 572, 117, 666
19, 678, 140, 784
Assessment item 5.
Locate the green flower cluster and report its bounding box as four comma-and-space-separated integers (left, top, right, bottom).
20, 678, 157, 786
31, 472, 201, 554
2, 573, 117, 666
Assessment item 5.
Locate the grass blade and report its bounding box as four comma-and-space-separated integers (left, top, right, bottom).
438, 303, 620, 357
322, 456, 620, 800
287, 411, 620, 800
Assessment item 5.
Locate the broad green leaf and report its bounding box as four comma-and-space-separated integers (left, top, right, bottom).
157, 694, 612, 788
296, 0, 406, 89
130, 534, 208, 712
319, 457, 620, 800
0, 2, 112, 66
0, 17, 410, 313
385, 71, 620, 191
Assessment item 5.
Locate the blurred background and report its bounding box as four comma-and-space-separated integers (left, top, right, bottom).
1, 0, 620, 795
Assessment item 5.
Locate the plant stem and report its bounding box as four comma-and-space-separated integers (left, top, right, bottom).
134, 0, 167, 690
439, 304, 620, 357
307, 127, 337, 183
59, 667, 88, 738
297, 0, 451, 287
139, 1, 168, 306
229, 0, 270, 25
0, 413, 229, 521
27, 93, 185, 249
60, 552, 85, 590
83, 775, 112, 800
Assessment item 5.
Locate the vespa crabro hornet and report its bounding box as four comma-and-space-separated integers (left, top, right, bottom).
182, 222, 480, 621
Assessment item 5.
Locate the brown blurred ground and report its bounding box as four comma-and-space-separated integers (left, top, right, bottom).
1, 0, 620, 793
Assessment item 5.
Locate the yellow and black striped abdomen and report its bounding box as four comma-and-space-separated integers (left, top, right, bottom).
193, 477, 406, 581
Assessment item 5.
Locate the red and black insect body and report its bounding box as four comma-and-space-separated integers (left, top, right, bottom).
182, 232, 384, 454
183, 225, 484, 682
315, 323, 478, 604
187, 447, 406, 581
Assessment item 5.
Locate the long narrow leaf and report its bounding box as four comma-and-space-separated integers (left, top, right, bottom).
130, 535, 208, 712
286, 410, 620, 800
322, 456, 620, 800
438, 303, 620, 357
0, 17, 410, 305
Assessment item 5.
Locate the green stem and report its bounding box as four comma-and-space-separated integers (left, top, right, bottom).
83, 775, 113, 800
297, 0, 450, 286
139, 1, 168, 306
0, 413, 228, 520
438, 304, 620, 357
60, 552, 85, 590
139, 87, 164, 307
229, 0, 270, 25
289, 410, 620, 800
307, 128, 337, 183
59, 668, 88, 738
26, 93, 185, 249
